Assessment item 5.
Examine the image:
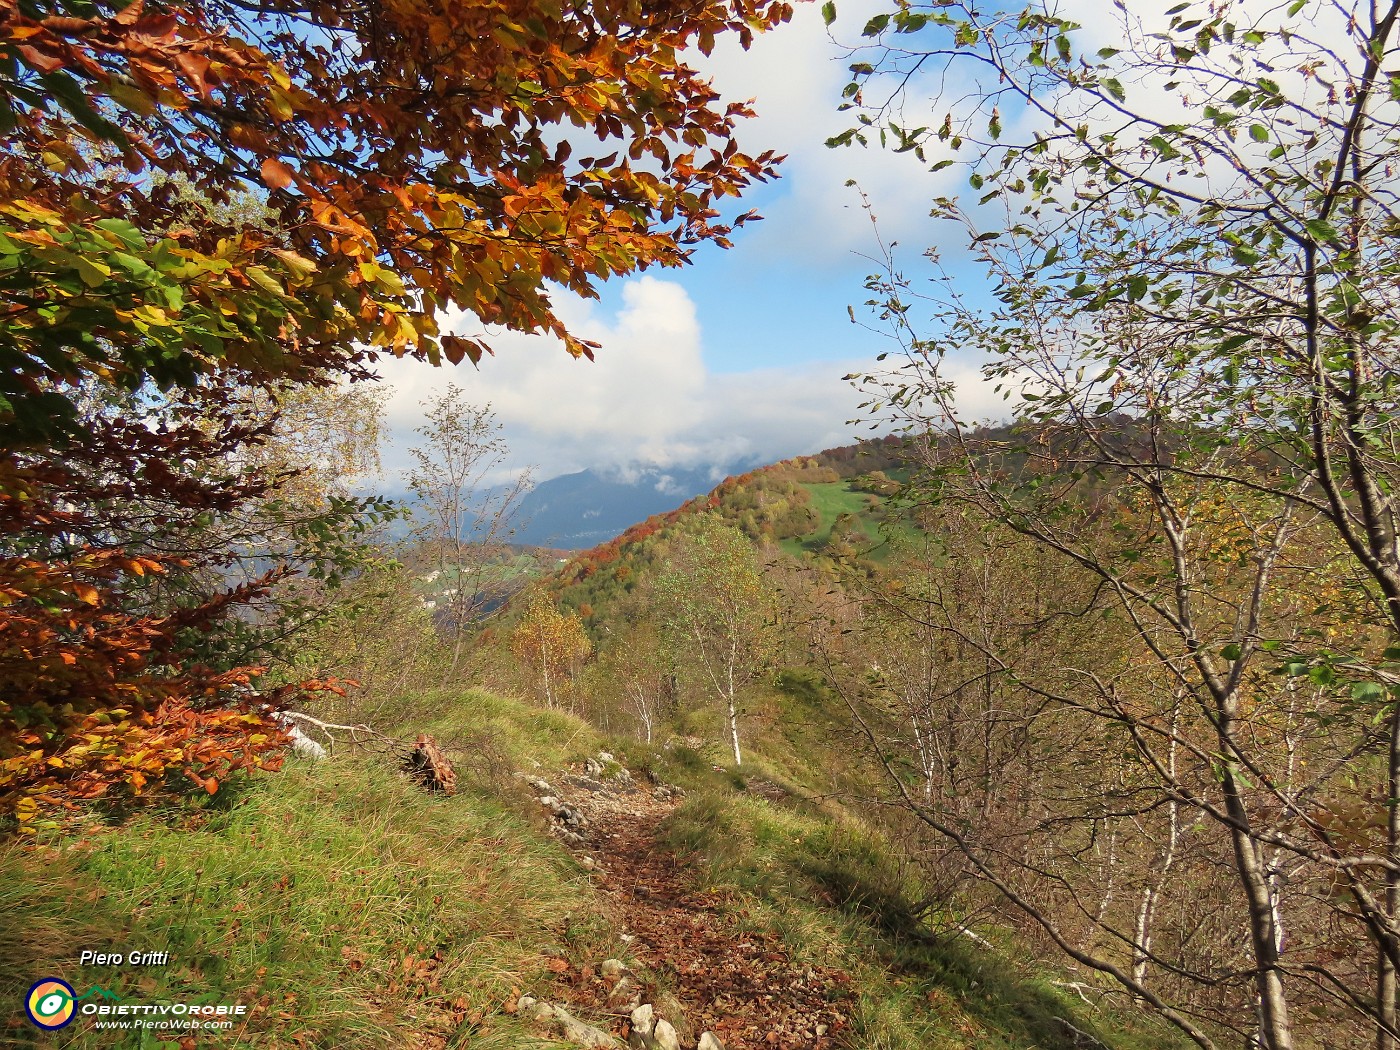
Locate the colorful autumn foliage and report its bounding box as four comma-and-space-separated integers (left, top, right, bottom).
0, 0, 787, 821
551, 436, 910, 602
510, 591, 591, 709
1, 0, 789, 440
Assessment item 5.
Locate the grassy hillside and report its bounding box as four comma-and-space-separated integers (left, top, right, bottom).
541, 446, 918, 633
1, 692, 612, 1049
660, 790, 1178, 1050
640, 675, 1189, 1050
3, 683, 1180, 1050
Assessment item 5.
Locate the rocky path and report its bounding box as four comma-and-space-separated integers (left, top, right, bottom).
521, 757, 856, 1050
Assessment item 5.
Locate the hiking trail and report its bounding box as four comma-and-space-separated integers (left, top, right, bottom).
522, 758, 856, 1050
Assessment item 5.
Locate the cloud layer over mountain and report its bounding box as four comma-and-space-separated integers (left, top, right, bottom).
374, 277, 888, 482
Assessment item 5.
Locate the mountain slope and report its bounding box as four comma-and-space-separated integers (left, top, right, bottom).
512, 466, 726, 549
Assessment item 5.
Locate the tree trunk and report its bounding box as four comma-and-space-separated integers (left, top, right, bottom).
1379, 702, 1400, 1050
1222, 777, 1294, 1050
1134, 716, 1180, 990
726, 641, 742, 766
449, 627, 465, 678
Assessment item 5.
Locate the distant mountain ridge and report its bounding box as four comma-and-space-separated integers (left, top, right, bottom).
510, 465, 737, 550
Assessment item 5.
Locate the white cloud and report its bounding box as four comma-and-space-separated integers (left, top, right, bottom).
375, 278, 868, 482
693, 0, 1372, 276
374, 277, 1010, 484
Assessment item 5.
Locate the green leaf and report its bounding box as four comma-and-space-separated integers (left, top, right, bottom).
821, 1, 835, 24
92, 219, 145, 251
76, 257, 111, 288
246, 265, 286, 297
1249, 124, 1269, 142
1221, 643, 1242, 661
1305, 217, 1338, 243
111, 251, 158, 281
38, 72, 126, 146
863, 13, 889, 35
1352, 681, 1387, 703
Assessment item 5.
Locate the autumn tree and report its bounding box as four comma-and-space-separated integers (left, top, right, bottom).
654, 516, 773, 766
0, 0, 787, 817
838, 0, 1400, 1045
0, 384, 302, 823
511, 591, 592, 710
2, 0, 788, 440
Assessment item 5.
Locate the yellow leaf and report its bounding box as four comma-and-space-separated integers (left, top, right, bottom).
269, 248, 317, 279
77, 257, 111, 287
266, 87, 296, 122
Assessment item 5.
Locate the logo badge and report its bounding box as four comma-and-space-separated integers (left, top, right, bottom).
25, 978, 77, 1030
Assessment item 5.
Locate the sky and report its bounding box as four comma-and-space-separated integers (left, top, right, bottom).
371, 0, 1356, 486
372, 0, 1006, 486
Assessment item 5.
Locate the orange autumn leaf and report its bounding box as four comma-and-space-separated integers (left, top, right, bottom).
260, 158, 296, 191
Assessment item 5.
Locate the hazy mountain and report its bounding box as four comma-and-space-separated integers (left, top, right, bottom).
510, 465, 729, 549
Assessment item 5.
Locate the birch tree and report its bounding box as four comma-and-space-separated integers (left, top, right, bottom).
655, 516, 773, 766
408, 386, 530, 675
511, 592, 592, 710
836, 0, 1400, 1045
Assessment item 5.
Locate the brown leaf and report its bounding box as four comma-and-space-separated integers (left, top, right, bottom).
175, 52, 213, 98
114, 0, 144, 26
129, 13, 177, 38
441, 335, 486, 367
16, 44, 65, 74
40, 16, 95, 32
